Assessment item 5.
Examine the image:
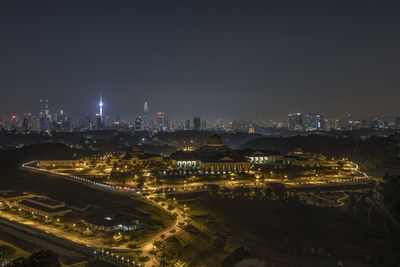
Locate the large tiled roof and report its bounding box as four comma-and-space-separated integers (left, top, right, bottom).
239, 148, 282, 157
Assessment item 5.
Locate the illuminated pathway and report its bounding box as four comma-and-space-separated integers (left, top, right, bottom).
17, 159, 377, 266
20, 161, 184, 266
0, 210, 104, 248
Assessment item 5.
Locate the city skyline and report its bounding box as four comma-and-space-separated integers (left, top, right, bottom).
1, 1, 400, 120
1, 94, 400, 133
1, 94, 399, 122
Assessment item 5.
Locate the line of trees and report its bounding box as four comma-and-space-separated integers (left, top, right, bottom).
210, 182, 288, 201
243, 133, 400, 173
8, 250, 60, 267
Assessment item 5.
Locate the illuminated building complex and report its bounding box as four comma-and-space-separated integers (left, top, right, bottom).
172, 134, 251, 173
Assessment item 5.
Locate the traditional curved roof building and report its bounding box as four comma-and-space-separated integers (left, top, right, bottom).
207, 134, 223, 147
171, 134, 250, 174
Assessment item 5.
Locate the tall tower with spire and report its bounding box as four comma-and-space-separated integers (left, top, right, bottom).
144, 101, 148, 114
143, 101, 149, 130
98, 94, 103, 122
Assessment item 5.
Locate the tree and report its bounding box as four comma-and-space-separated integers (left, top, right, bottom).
10, 250, 60, 267
0, 244, 16, 260
266, 182, 286, 201
264, 187, 273, 199
29, 250, 60, 267
261, 174, 265, 187
208, 184, 220, 195
128, 243, 138, 249
139, 256, 150, 262
254, 187, 262, 198
221, 187, 231, 196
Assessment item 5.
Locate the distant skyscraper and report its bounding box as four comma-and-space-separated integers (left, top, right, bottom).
143, 101, 149, 130
10, 115, 17, 131
39, 99, 50, 132
304, 113, 318, 131
288, 113, 302, 131
333, 119, 341, 130
157, 112, 168, 131
347, 114, 353, 130
395, 116, 400, 130
96, 113, 102, 130
134, 117, 143, 132
40, 99, 49, 118
22, 115, 29, 131
201, 120, 207, 131
184, 120, 191, 130
193, 116, 201, 131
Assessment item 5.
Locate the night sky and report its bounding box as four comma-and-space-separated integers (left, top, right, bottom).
0, 0, 399, 120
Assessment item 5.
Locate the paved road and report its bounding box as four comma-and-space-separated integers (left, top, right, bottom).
136, 194, 186, 267
17, 159, 383, 266
20, 162, 183, 266
0, 210, 105, 248
0, 216, 90, 265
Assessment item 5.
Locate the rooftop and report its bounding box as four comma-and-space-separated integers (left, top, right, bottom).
207, 134, 223, 147
19, 200, 71, 214
0, 190, 27, 199
27, 197, 64, 207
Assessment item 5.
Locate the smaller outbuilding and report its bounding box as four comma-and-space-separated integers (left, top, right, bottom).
81, 213, 141, 232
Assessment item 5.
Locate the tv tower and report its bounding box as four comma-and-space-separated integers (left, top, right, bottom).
98, 93, 103, 122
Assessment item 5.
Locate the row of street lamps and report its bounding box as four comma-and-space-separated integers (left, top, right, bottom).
94, 249, 145, 267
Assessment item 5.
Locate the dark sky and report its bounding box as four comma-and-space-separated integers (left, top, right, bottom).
0, 0, 399, 121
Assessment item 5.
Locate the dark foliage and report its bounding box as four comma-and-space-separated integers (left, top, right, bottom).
382, 175, 400, 217
243, 133, 400, 172
0, 143, 78, 169
9, 250, 60, 267
0, 244, 16, 260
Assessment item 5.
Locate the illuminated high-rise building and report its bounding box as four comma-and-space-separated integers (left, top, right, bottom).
288, 113, 302, 131
304, 113, 318, 131
347, 114, 353, 130
134, 117, 143, 132
40, 99, 49, 118
39, 99, 51, 132
143, 101, 149, 130
10, 115, 17, 131
157, 112, 166, 131
96, 113, 102, 130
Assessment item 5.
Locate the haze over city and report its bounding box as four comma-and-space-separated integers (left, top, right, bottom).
1, 1, 400, 267
1, 0, 400, 120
